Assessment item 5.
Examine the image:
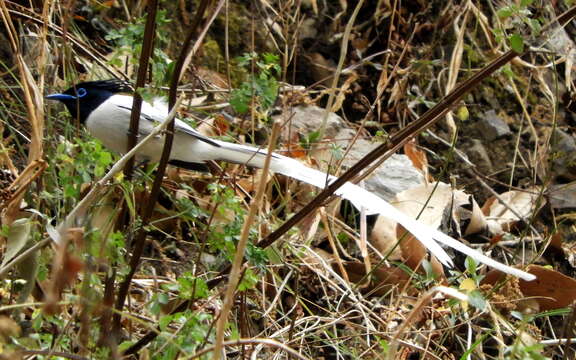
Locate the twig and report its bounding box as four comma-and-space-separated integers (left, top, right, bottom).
109, 0, 159, 340
124, 0, 159, 179
186, 338, 310, 360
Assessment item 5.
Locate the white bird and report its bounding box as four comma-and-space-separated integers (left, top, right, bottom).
46, 79, 535, 281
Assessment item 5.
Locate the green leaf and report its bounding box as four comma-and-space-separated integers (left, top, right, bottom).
238, 268, 258, 291
468, 290, 487, 311
497, 6, 514, 19
509, 33, 524, 53
159, 314, 175, 331
464, 257, 477, 276
230, 86, 252, 114
1, 218, 31, 267
177, 273, 209, 299
528, 18, 542, 35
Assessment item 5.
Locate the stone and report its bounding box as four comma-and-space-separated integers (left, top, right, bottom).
273, 105, 425, 200
466, 139, 493, 174
477, 110, 511, 141
551, 129, 576, 180
549, 183, 576, 209
334, 129, 424, 201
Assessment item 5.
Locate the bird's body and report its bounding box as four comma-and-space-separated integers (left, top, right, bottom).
85, 94, 220, 165
46, 80, 535, 281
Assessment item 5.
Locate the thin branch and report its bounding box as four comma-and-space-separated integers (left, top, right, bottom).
124, 0, 159, 179
111, 0, 159, 338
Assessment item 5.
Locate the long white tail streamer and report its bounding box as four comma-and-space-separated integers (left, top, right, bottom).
210, 140, 536, 281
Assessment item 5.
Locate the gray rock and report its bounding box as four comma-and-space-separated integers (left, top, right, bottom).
275, 105, 346, 141
551, 129, 576, 180
549, 183, 576, 209
466, 139, 493, 174
273, 105, 425, 200
335, 130, 424, 201
477, 110, 511, 141
299, 18, 318, 41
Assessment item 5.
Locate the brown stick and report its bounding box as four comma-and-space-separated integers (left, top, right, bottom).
111, 0, 159, 336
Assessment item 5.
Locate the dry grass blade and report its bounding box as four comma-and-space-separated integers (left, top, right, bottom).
189, 338, 311, 360
5, 1, 125, 79
443, 3, 470, 137
0, 0, 45, 224
1, 159, 47, 209
387, 286, 468, 360
318, 0, 364, 139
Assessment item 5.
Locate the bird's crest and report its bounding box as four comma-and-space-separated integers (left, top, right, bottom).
73, 79, 133, 94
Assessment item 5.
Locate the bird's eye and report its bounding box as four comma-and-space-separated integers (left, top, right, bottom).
76, 88, 87, 98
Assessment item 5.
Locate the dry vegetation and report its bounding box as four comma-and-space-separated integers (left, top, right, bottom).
1, 0, 576, 359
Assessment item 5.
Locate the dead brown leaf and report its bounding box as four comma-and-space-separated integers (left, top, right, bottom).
484, 265, 576, 311
340, 261, 416, 296
403, 139, 429, 181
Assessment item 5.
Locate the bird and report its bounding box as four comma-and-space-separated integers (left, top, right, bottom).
46, 79, 535, 281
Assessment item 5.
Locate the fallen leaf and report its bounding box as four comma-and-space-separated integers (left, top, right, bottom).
483, 265, 576, 310
482, 188, 544, 234
338, 261, 416, 296
403, 139, 429, 179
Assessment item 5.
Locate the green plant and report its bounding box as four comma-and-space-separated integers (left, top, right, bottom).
495, 0, 542, 53
136, 310, 214, 360
106, 10, 174, 88
230, 52, 281, 116
50, 136, 114, 201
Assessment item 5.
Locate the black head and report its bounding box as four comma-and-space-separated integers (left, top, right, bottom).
46, 79, 133, 123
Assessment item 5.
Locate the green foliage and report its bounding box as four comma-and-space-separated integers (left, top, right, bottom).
509, 33, 525, 53
464, 257, 485, 284
174, 186, 209, 221
246, 241, 268, 269
230, 52, 281, 115
504, 344, 548, 360
495, 0, 542, 53
300, 130, 320, 150
238, 267, 259, 291
467, 290, 488, 311
89, 230, 130, 276
52, 137, 114, 200
162, 272, 209, 300
204, 183, 246, 259
105, 10, 174, 87
143, 311, 214, 360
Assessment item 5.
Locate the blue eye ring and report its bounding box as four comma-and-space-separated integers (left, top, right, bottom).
76, 88, 87, 98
